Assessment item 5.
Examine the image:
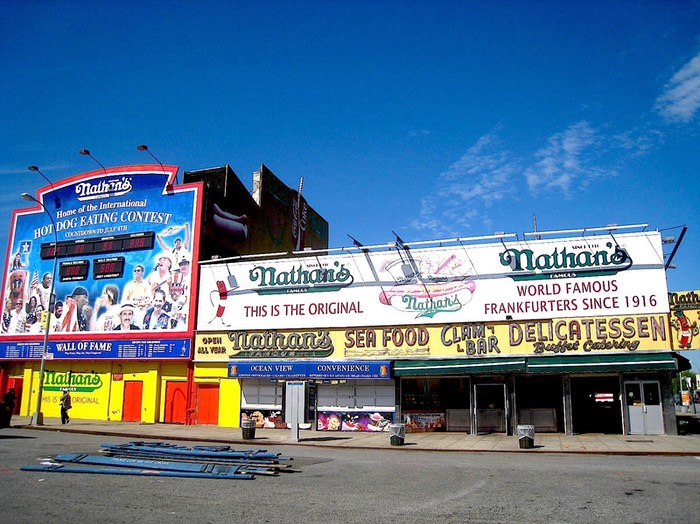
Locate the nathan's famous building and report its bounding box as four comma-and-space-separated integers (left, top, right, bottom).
195, 227, 690, 436
0, 162, 328, 425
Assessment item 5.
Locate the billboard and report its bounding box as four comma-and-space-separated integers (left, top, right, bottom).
184, 164, 329, 259
254, 165, 328, 253
197, 231, 669, 331
1, 165, 202, 359
194, 313, 672, 361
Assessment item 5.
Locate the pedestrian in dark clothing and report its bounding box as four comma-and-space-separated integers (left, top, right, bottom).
3, 388, 16, 412
1, 388, 16, 428
60, 388, 72, 424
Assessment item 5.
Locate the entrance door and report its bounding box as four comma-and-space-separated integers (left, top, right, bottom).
196, 384, 220, 425
571, 376, 622, 434
475, 384, 507, 433
122, 381, 143, 422
7, 377, 23, 415
164, 381, 188, 424
625, 381, 664, 435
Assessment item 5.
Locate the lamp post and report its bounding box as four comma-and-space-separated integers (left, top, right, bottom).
28, 165, 61, 209
21, 192, 58, 426
137, 145, 177, 187
78, 149, 107, 173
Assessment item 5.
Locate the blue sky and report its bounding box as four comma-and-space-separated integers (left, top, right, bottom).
2, 1, 700, 368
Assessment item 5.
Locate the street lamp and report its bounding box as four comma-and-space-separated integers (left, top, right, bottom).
137, 145, 177, 188
78, 149, 107, 173
28, 165, 61, 209
21, 192, 58, 426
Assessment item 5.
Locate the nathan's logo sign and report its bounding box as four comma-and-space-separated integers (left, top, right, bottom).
75, 176, 133, 201
669, 290, 700, 310
377, 252, 477, 319
43, 371, 103, 392
379, 281, 474, 319
668, 290, 700, 350
499, 242, 633, 281
227, 329, 334, 357
248, 261, 354, 295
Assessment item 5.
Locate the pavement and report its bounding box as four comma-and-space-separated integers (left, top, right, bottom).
6, 415, 700, 455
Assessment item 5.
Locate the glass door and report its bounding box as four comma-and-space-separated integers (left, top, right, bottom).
624, 381, 663, 435
475, 383, 507, 433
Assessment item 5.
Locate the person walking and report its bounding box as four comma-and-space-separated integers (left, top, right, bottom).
1, 388, 17, 428
60, 388, 72, 424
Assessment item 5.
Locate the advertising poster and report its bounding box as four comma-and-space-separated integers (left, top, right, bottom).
198, 232, 669, 331
668, 290, 700, 350
186, 164, 329, 259
1, 165, 201, 359
195, 313, 672, 361
317, 411, 392, 432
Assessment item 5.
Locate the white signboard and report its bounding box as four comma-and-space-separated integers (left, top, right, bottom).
197, 231, 669, 331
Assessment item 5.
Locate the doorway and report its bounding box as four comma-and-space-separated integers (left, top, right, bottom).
570, 376, 622, 434
122, 381, 143, 422
196, 384, 220, 425
474, 383, 507, 433
624, 381, 664, 435
7, 377, 23, 415
164, 381, 188, 424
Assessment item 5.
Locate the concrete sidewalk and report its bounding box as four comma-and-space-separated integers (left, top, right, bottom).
7, 415, 700, 455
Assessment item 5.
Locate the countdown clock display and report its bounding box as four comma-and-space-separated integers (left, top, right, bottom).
40, 231, 155, 260
47, 231, 153, 282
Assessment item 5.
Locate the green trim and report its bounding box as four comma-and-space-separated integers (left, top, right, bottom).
394, 357, 526, 376
526, 352, 678, 374
392, 352, 682, 376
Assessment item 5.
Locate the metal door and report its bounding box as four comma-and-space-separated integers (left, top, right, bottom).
122, 381, 143, 422
164, 381, 187, 424
474, 383, 507, 433
196, 383, 220, 425
625, 381, 663, 435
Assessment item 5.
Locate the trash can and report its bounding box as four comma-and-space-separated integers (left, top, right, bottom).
517, 424, 535, 449
389, 423, 405, 446
0, 402, 9, 429
241, 420, 256, 440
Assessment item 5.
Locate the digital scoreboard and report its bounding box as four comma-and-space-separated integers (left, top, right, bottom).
58, 259, 90, 282
40, 231, 155, 260
45, 232, 153, 282
93, 257, 125, 280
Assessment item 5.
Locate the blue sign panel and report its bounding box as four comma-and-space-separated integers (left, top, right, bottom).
0, 338, 191, 359
228, 360, 391, 379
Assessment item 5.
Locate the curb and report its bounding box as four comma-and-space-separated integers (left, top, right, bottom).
15, 424, 700, 456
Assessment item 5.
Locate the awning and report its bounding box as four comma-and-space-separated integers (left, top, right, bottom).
392, 352, 685, 377
526, 352, 680, 374
393, 357, 526, 376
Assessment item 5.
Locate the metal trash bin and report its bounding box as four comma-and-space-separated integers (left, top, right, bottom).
517, 424, 535, 449
389, 423, 405, 446
0, 402, 9, 429
241, 419, 257, 440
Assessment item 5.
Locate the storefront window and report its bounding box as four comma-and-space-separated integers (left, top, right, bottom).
402, 377, 469, 410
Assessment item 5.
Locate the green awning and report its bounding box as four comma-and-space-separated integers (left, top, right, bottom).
394, 357, 526, 376
525, 352, 680, 374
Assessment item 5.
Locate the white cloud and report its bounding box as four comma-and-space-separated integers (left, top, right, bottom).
655, 51, 700, 123
410, 118, 642, 237
410, 132, 518, 237
612, 127, 664, 156
524, 121, 610, 197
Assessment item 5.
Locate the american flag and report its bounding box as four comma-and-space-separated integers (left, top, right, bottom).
30, 270, 39, 288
